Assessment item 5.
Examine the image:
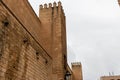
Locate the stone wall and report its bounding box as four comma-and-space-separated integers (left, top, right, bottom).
0, 2, 52, 80
39, 2, 67, 80
2, 0, 51, 54
72, 62, 83, 80
0, 0, 74, 80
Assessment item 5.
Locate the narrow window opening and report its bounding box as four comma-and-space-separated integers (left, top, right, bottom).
23, 38, 28, 43
2, 19, 9, 27
45, 59, 48, 64
36, 52, 39, 60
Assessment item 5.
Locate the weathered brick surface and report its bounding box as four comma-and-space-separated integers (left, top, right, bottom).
1, 0, 68, 79
0, 2, 52, 80
0, 0, 83, 80
2, 0, 50, 54
39, 2, 67, 80
72, 62, 83, 80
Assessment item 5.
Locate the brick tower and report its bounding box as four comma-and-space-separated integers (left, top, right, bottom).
72, 62, 83, 80
39, 2, 67, 80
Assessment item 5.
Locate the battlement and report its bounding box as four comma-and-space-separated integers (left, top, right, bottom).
39, 1, 64, 18
40, 1, 62, 9
38, 1, 66, 58
71, 62, 82, 67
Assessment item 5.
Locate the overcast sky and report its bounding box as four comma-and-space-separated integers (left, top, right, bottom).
29, 0, 120, 80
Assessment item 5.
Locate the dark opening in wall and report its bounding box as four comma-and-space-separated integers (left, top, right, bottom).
45, 59, 48, 64
36, 52, 39, 60
36, 57, 39, 60
23, 38, 28, 43
36, 52, 39, 56
2, 19, 9, 27
13, 66, 15, 68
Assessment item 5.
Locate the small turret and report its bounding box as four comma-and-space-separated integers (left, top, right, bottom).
72, 62, 83, 80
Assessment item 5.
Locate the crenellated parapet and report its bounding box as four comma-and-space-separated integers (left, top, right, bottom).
40, 1, 62, 9
71, 62, 82, 67
39, 1, 64, 17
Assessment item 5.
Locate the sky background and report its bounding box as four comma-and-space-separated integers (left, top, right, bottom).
29, 0, 120, 80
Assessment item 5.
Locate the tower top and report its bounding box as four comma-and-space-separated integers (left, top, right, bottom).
39, 1, 62, 9
71, 62, 82, 67
71, 62, 83, 80
71, 62, 81, 65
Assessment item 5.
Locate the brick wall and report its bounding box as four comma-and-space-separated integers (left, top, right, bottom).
39, 2, 67, 80
2, 0, 51, 54
0, 0, 73, 80
0, 2, 52, 80
72, 62, 83, 80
